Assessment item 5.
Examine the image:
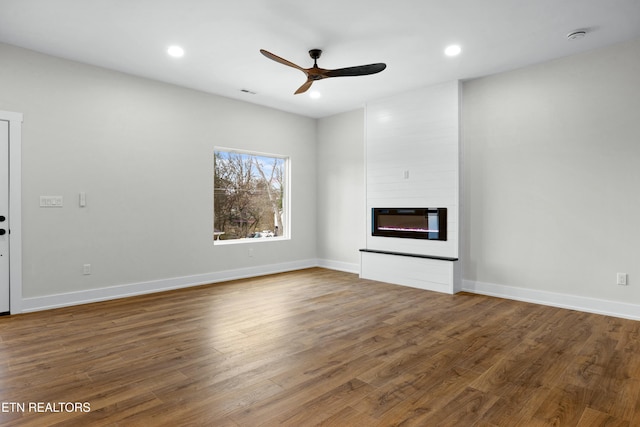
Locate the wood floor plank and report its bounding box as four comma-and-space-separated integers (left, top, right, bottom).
317, 406, 379, 426
576, 407, 630, 427
371, 366, 483, 425
531, 384, 593, 426
0, 268, 638, 426
272, 379, 375, 426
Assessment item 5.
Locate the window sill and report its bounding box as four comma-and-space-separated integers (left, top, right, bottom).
213, 236, 290, 246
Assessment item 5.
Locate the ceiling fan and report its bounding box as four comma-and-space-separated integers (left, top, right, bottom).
260, 49, 386, 94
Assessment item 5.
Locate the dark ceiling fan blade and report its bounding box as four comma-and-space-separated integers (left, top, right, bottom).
325, 63, 387, 78
294, 78, 314, 95
260, 49, 306, 72
261, 48, 386, 94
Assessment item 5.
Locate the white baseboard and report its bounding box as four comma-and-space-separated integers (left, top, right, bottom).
316, 259, 360, 274
21, 259, 319, 313
29, 262, 634, 321
462, 279, 640, 321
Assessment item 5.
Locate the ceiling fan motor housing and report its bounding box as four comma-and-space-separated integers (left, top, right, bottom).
309, 49, 322, 60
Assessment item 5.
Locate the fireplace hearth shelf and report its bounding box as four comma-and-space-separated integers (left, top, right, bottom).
359, 249, 458, 262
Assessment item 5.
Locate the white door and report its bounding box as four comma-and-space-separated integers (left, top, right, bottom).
0, 119, 9, 313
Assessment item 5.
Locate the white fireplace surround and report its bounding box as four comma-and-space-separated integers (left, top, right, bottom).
360, 81, 461, 293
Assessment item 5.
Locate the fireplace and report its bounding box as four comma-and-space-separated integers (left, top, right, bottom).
372, 208, 447, 241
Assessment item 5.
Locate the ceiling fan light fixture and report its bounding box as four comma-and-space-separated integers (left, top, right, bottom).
444, 44, 462, 57
167, 45, 185, 58
309, 91, 322, 99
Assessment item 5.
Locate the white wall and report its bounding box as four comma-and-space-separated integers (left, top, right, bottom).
316, 38, 640, 318
316, 109, 365, 273
462, 37, 640, 312
0, 43, 317, 307
3, 35, 639, 317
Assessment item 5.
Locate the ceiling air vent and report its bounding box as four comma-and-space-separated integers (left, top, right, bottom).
567, 30, 586, 41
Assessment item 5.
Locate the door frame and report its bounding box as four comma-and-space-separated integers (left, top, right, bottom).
1, 110, 23, 314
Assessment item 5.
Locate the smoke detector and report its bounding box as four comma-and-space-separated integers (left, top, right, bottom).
567, 30, 587, 41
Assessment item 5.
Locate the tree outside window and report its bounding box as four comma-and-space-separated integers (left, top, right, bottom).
214, 149, 288, 242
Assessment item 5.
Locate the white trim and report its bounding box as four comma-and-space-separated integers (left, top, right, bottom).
462, 279, 640, 321
22, 259, 318, 313
316, 258, 359, 274
1, 110, 23, 314
213, 147, 291, 244
214, 236, 290, 246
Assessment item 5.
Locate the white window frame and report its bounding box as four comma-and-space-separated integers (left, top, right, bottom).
213, 147, 290, 245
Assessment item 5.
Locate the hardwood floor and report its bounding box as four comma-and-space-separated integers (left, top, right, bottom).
0, 268, 638, 426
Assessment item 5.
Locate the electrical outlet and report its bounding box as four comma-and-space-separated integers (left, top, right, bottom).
83, 264, 91, 275
616, 273, 628, 286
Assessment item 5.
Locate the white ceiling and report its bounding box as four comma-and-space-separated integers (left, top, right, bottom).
1, 0, 640, 118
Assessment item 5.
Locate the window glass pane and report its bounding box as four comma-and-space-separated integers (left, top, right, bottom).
214, 149, 288, 242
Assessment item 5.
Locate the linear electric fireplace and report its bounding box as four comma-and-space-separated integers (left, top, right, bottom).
372, 208, 447, 241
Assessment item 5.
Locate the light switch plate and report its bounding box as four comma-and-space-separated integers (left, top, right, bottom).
40, 196, 63, 207
617, 272, 628, 286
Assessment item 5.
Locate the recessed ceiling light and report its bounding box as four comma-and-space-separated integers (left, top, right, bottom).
444, 45, 462, 57
309, 91, 322, 99
167, 45, 184, 58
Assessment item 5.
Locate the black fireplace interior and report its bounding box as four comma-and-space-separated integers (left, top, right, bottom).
372, 208, 447, 240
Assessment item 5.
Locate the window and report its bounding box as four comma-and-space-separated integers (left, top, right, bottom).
214, 148, 289, 243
